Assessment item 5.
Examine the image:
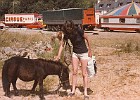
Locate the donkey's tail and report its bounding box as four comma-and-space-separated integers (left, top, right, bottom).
2, 60, 9, 92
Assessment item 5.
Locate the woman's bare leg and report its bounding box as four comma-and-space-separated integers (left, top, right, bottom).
71, 57, 79, 93
80, 59, 88, 96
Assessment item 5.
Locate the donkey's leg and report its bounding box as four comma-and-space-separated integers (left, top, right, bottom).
31, 80, 38, 92
39, 78, 45, 100
12, 78, 18, 96
5, 83, 11, 97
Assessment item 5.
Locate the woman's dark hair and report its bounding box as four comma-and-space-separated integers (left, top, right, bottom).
63, 20, 75, 34
63, 20, 79, 41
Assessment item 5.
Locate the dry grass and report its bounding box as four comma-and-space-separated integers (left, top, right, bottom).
0, 30, 51, 47
89, 32, 140, 56
87, 32, 140, 100
0, 30, 140, 100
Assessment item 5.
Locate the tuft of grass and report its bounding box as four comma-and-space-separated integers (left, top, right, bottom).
135, 43, 140, 51
90, 33, 140, 56
35, 76, 59, 92
44, 76, 58, 91
119, 41, 140, 53
0, 60, 4, 70
121, 42, 132, 53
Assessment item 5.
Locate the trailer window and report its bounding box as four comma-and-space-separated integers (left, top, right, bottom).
106, 4, 111, 8
103, 18, 109, 23
119, 18, 125, 23
99, 4, 104, 8
136, 18, 140, 23
127, 2, 131, 4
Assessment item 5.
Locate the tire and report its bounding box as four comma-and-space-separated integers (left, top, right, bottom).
136, 30, 140, 33
104, 28, 109, 32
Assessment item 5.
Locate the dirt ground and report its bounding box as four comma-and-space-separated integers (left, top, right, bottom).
0, 29, 140, 100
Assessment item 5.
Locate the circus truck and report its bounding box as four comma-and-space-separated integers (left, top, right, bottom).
42, 8, 97, 31
4, 13, 43, 28
99, 2, 140, 33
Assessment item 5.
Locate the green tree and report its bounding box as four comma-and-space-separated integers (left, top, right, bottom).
29, 1, 48, 13
0, 0, 97, 19
0, 0, 12, 19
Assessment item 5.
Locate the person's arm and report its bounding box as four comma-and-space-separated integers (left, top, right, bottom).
83, 33, 92, 57
54, 40, 65, 61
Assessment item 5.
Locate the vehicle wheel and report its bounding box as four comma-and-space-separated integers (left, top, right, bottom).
88, 26, 95, 31
83, 25, 88, 31
48, 26, 52, 31
136, 30, 140, 33
104, 28, 109, 32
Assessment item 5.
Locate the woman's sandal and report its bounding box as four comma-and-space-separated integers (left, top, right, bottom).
68, 92, 75, 97
84, 95, 89, 100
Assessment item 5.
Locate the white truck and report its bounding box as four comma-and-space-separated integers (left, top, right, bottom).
4, 13, 42, 28
0, 22, 5, 29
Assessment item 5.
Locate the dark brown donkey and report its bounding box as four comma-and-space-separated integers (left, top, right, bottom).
2, 56, 70, 100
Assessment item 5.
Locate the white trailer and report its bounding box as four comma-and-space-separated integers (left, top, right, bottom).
99, 15, 140, 32
4, 13, 41, 28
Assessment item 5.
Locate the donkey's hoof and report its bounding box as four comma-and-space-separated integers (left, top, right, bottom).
4, 93, 11, 98
40, 96, 45, 100
31, 90, 35, 94
15, 93, 19, 96
54, 90, 59, 94
14, 91, 19, 96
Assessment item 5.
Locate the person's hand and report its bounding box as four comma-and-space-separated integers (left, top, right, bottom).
54, 56, 60, 61
88, 50, 92, 58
